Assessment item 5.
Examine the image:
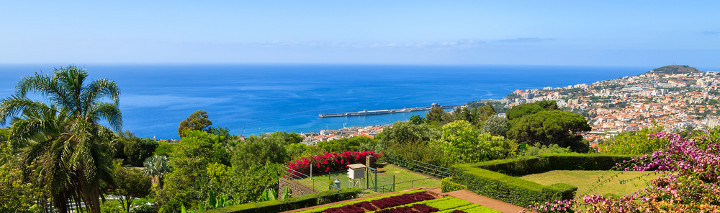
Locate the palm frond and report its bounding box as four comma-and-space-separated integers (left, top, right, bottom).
89, 102, 123, 131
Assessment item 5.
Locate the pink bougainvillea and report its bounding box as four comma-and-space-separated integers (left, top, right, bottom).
286, 151, 381, 177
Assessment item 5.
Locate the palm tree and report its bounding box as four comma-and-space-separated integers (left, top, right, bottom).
142, 155, 172, 188
0, 66, 121, 213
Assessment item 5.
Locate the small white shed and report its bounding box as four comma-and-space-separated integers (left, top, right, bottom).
347, 164, 366, 180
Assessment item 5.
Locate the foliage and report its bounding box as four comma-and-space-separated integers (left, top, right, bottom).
506, 103, 545, 120
507, 110, 591, 152
426, 106, 448, 124
286, 151, 381, 177
452, 104, 496, 126
232, 134, 289, 171
390, 140, 448, 167
317, 136, 376, 153
379, 120, 440, 152
228, 163, 285, 204
153, 141, 176, 157
286, 142, 307, 160
441, 177, 467, 193
159, 130, 230, 212
481, 115, 510, 137
600, 126, 665, 155
438, 120, 517, 163
0, 66, 121, 213
178, 110, 213, 138
267, 131, 304, 145
115, 131, 159, 166
101, 200, 126, 213
0, 162, 42, 213
522, 143, 572, 156
142, 155, 171, 189
410, 115, 426, 124
109, 162, 152, 213
205, 188, 361, 213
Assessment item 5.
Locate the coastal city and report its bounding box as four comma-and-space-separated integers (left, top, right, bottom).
304, 65, 720, 145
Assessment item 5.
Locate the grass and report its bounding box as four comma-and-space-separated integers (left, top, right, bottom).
302, 164, 441, 194
520, 170, 660, 196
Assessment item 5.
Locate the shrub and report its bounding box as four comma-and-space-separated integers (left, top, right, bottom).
441, 177, 467, 193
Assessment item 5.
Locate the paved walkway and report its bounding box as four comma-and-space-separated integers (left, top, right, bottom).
445, 189, 525, 213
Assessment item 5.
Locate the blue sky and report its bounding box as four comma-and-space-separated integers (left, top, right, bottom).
1, 1, 719, 67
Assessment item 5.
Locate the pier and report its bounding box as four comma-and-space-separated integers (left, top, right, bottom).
319, 103, 462, 118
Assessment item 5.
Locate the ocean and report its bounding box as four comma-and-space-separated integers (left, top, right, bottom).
0, 64, 651, 139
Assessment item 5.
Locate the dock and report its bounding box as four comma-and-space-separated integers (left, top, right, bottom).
319, 103, 461, 118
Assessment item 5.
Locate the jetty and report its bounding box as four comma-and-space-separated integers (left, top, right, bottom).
319, 103, 462, 118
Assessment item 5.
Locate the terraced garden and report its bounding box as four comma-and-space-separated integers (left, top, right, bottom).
297, 189, 499, 213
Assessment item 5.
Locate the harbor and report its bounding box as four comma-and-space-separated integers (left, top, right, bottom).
319, 103, 462, 118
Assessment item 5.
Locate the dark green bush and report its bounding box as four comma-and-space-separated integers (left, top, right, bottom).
475, 153, 633, 176
452, 154, 628, 207
441, 177, 467, 193
204, 188, 361, 213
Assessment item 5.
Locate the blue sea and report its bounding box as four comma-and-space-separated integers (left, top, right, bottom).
0, 64, 652, 139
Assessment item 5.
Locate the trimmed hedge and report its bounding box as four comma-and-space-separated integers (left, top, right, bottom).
474, 153, 633, 176
441, 177, 467, 193
452, 153, 630, 207
204, 188, 361, 213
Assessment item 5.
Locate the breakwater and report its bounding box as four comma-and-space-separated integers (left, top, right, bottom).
319, 104, 461, 118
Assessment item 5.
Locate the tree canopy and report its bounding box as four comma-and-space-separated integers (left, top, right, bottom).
178, 110, 213, 138
507, 110, 591, 152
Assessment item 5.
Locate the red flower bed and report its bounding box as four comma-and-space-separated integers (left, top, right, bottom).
320, 192, 435, 213
370, 192, 436, 209
375, 204, 439, 213
286, 151, 381, 177
322, 201, 377, 213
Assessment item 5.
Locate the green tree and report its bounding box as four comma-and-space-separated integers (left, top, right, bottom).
601, 126, 664, 155
507, 110, 591, 152
0, 66, 121, 213
178, 110, 212, 138
110, 162, 152, 213
158, 130, 229, 213
142, 155, 171, 189
505, 103, 544, 120
437, 120, 517, 163
482, 115, 511, 136
378, 121, 440, 151
232, 135, 289, 171
409, 115, 426, 124
425, 106, 447, 124
268, 131, 304, 145
116, 131, 158, 166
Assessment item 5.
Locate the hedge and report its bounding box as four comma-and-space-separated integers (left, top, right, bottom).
452, 153, 630, 207
204, 188, 361, 213
473, 153, 633, 176
441, 177, 467, 193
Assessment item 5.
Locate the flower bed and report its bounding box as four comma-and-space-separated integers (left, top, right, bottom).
298, 189, 500, 213
287, 151, 382, 177
375, 204, 439, 213
319, 192, 435, 213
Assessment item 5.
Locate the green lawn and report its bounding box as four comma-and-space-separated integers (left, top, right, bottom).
520, 170, 659, 196
302, 164, 441, 194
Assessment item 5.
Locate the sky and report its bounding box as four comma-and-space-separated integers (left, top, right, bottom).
1, 1, 719, 67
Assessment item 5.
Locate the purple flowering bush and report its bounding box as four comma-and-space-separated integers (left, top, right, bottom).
522, 131, 720, 212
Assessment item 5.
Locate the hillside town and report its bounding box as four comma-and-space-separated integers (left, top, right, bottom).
505, 65, 720, 143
